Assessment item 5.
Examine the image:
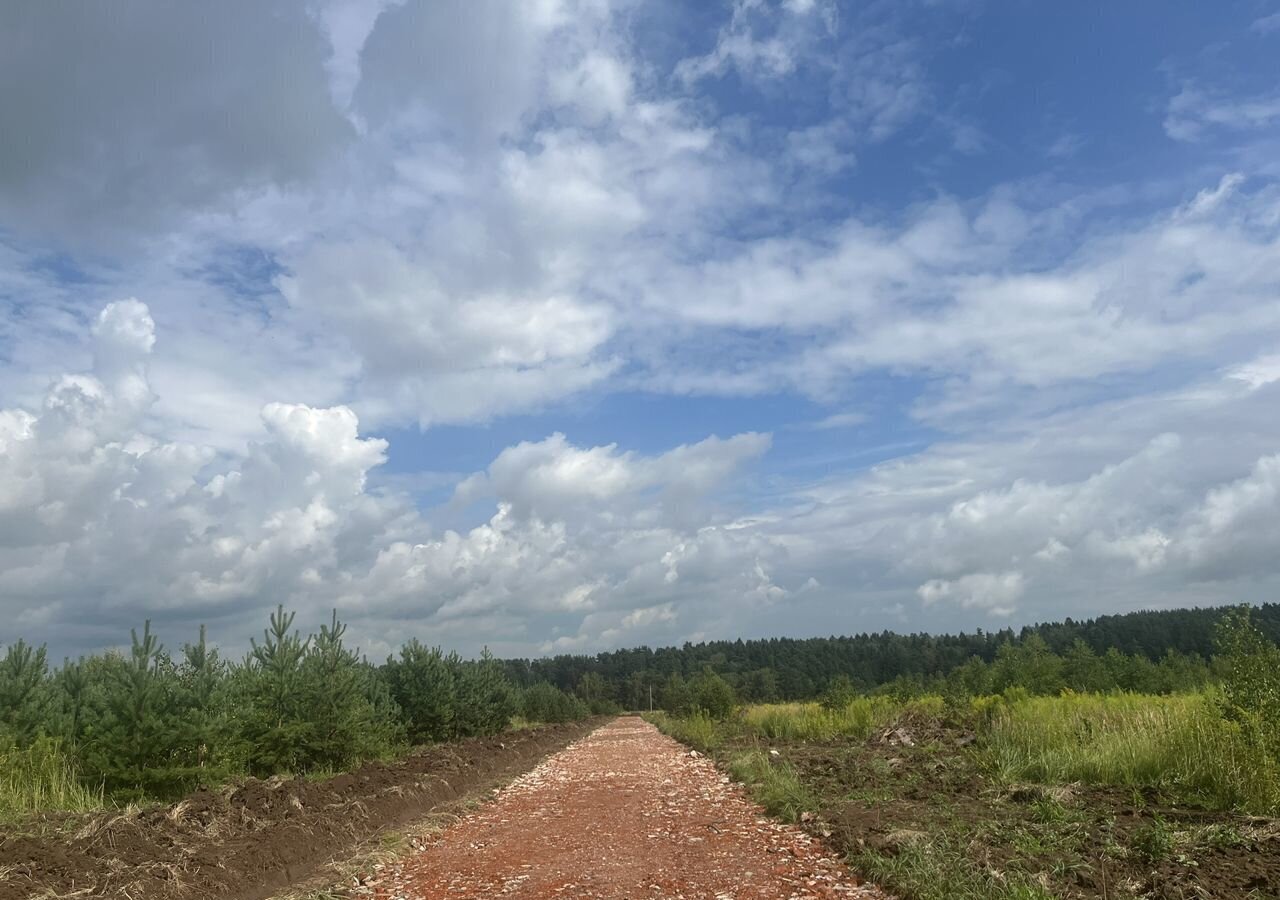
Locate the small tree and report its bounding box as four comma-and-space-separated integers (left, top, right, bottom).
300, 610, 402, 769
1215, 606, 1280, 760
383, 640, 456, 743
58, 657, 88, 748
243, 605, 312, 774
690, 670, 736, 720
452, 649, 518, 737
820, 674, 858, 710
0, 640, 51, 742
175, 625, 226, 775
659, 672, 692, 715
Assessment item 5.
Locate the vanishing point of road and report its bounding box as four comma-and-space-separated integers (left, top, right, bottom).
365, 717, 891, 899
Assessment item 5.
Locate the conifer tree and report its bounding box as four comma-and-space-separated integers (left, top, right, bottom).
0, 639, 51, 742
384, 640, 457, 743
244, 605, 311, 773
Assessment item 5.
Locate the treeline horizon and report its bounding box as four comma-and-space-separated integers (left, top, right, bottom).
501, 601, 1280, 704
1, 600, 1276, 811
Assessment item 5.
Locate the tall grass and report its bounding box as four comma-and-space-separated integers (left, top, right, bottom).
0, 737, 103, 821
646, 711, 721, 752
987, 691, 1280, 814
740, 697, 910, 742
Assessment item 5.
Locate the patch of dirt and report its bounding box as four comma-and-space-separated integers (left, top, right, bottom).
0, 721, 595, 900
734, 723, 1280, 900
368, 717, 891, 899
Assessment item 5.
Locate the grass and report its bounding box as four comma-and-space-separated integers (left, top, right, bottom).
0, 737, 103, 822
726, 749, 816, 822
853, 833, 1058, 900
740, 697, 904, 742
985, 691, 1280, 814
646, 710, 722, 752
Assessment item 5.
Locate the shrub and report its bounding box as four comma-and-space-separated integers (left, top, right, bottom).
690, 671, 736, 720
521, 682, 589, 723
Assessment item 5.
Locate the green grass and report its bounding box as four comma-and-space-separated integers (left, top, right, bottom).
646, 710, 722, 752
853, 833, 1058, 900
740, 697, 904, 741
0, 737, 103, 822
985, 691, 1280, 814
726, 749, 816, 822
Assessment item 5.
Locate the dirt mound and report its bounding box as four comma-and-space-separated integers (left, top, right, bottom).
0, 721, 595, 900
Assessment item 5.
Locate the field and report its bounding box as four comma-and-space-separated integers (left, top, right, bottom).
650, 692, 1280, 899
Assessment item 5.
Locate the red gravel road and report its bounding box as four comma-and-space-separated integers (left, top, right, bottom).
364, 717, 890, 899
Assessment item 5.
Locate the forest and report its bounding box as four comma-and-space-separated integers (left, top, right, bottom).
1, 601, 1277, 817
502, 601, 1280, 707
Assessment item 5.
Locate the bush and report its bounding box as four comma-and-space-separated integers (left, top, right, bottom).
690, 671, 736, 719
1215, 606, 1280, 763
521, 682, 589, 723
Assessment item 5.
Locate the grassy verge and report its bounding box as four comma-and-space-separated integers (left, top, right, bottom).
0, 737, 103, 822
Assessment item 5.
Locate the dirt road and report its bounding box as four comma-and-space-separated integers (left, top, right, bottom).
364, 717, 888, 899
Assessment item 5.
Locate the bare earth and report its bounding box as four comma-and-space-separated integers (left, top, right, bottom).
365, 717, 890, 899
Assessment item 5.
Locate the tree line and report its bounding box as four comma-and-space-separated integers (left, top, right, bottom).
2, 601, 1275, 800
501, 602, 1280, 711
0, 606, 586, 800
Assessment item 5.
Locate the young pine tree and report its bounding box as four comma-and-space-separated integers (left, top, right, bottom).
299, 610, 401, 769
244, 605, 312, 774
383, 640, 456, 744
175, 625, 226, 777
0, 639, 51, 742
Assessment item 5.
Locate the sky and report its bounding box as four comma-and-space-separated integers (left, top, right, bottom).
2, 0, 1280, 662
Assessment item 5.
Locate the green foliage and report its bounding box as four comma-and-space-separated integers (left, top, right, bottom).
689, 670, 736, 719
741, 697, 900, 742
1129, 815, 1175, 862
384, 640, 457, 742
648, 710, 721, 752
820, 674, 858, 710
521, 682, 589, 724
1215, 605, 1280, 763
0, 639, 52, 742
453, 649, 519, 737
0, 607, 535, 815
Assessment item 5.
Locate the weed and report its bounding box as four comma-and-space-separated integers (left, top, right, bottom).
1129, 815, 1175, 862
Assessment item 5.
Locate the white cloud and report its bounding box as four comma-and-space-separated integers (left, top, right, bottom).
1164, 84, 1280, 142
918, 571, 1026, 616
675, 0, 836, 85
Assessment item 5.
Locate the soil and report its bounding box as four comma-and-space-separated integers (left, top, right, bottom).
723, 720, 1280, 900
0, 721, 595, 900
364, 717, 891, 899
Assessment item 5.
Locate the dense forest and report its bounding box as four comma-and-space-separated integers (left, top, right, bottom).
1, 601, 1275, 806
502, 602, 1280, 707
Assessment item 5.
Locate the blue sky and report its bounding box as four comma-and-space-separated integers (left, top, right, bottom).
1, 0, 1279, 660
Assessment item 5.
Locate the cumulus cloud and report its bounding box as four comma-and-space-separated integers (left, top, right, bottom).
0, 305, 785, 655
